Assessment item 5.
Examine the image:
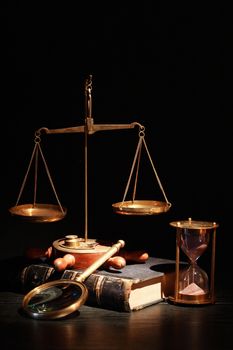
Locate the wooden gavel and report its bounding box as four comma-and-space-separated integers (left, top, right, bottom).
26, 246, 149, 271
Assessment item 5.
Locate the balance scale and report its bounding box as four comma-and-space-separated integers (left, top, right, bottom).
9, 75, 171, 269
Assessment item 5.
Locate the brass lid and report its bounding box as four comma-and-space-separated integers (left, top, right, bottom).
170, 218, 219, 230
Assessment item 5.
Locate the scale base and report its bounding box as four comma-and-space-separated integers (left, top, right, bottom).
52, 235, 112, 269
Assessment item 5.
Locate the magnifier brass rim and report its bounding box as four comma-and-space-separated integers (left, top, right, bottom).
9, 203, 67, 223
112, 200, 171, 215
22, 279, 88, 320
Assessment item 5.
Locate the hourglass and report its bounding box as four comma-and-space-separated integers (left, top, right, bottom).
169, 218, 218, 305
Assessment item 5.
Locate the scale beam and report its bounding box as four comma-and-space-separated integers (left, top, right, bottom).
36, 121, 141, 136
36, 75, 143, 136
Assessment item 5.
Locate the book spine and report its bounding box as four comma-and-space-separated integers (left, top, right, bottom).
20, 264, 56, 292
20, 264, 132, 312
83, 274, 131, 312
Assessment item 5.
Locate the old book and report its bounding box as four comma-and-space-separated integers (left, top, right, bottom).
20, 257, 180, 312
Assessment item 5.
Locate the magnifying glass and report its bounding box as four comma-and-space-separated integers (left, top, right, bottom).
22, 239, 125, 320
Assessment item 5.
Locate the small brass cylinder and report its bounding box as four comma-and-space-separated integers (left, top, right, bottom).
64, 235, 80, 248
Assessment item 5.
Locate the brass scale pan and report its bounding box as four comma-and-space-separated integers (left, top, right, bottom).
9, 200, 171, 223
9, 203, 67, 223
112, 200, 171, 216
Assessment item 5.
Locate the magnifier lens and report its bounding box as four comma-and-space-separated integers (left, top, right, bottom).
23, 280, 88, 320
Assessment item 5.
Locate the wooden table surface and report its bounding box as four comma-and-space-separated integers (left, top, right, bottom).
1, 284, 232, 350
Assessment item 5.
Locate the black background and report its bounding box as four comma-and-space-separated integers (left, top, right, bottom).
0, 2, 231, 276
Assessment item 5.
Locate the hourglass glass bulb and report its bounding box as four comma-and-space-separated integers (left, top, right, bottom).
180, 228, 210, 263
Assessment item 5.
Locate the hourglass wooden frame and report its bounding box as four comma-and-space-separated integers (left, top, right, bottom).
169, 219, 219, 305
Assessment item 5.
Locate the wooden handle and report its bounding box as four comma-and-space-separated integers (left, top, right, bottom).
119, 250, 149, 263
103, 256, 126, 269
25, 247, 52, 260
53, 254, 76, 271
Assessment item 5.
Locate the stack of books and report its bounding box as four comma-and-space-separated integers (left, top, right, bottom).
21, 257, 180, 312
